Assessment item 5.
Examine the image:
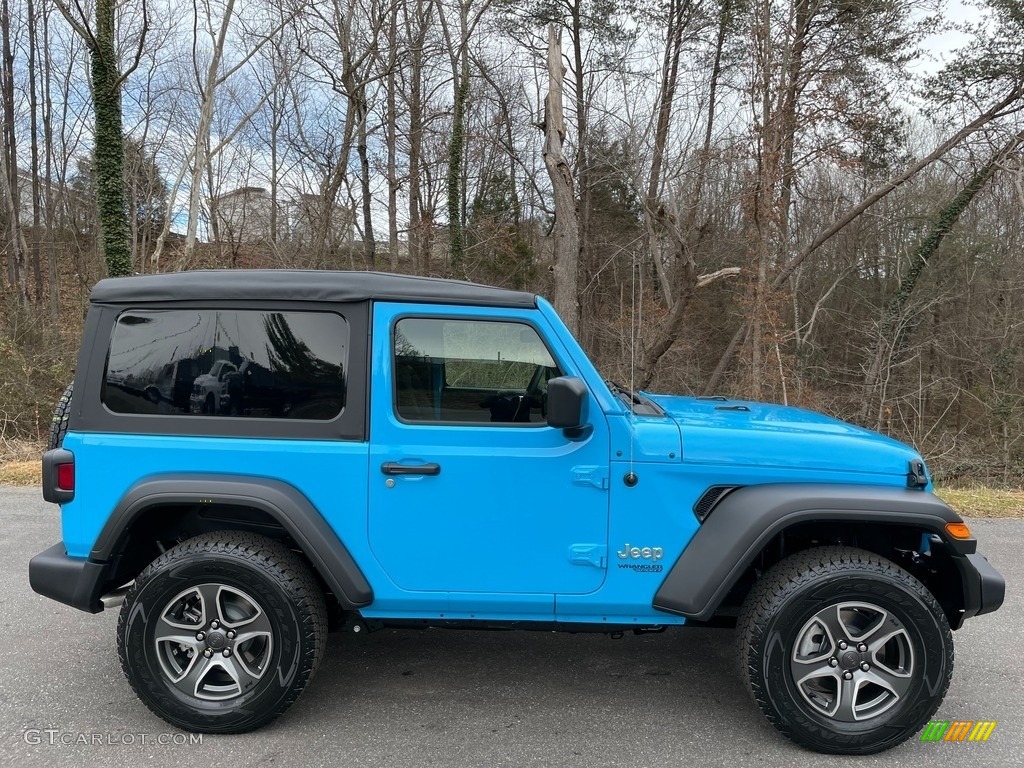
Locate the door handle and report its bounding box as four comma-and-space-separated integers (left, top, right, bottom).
381, 462, 441, 476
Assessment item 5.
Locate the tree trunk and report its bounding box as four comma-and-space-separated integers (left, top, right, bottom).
542, 24, 580, 335
0, 135, 30, 305
27, 0, 44, 300
404, 0, 428, 272
446, 5, 470, 275
0, 0, 29, 300
568, 0, 592, 348
204, 143, 220, 248
151, 147, 196, 269
269, 92, 280, 247
408, 21, 423, 270
644, 0, 687, 306
42, 2, 58, 316
356, 93, 375, 269
92, 0, 131, 276
185, 0, 236, 262
385, 2, 399, 271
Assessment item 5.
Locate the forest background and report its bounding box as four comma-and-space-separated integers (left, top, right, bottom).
1, 0, 1024, 489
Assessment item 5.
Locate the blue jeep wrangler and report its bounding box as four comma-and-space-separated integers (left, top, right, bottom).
31, 270, 1004, 754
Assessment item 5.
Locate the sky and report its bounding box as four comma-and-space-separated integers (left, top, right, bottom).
915, 0, 977, 73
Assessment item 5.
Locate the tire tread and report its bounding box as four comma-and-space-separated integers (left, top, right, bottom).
47, 383, 73, 450
117, 530, 328, 734
735, 545, 953, 754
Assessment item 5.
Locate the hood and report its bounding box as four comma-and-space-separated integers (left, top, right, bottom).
645, 394, 920, 477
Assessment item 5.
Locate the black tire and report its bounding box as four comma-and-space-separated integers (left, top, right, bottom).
47, 383, 73, 450
736, 546, 953, 755
117, 531, 328, 733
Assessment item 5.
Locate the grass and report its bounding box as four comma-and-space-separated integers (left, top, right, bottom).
935, 486, 1024, 520
0, 460, 41, 486
0, 438, 43, 486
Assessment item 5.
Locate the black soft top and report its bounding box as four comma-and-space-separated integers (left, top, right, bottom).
90, 269, 537, 308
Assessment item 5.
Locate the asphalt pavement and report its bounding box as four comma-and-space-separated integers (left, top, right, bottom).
1, 486, 1020, 767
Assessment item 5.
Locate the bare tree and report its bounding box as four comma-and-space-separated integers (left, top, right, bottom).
300, 0, 398, 268
860, 129, 1024, 424
543, 24, 580, 333
703, 1, 1023, 395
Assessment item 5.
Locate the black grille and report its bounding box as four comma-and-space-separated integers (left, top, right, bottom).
693, 485, 739, 521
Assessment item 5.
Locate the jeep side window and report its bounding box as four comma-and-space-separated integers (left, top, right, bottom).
104, 309, 348, 420
393, 318, 561, 424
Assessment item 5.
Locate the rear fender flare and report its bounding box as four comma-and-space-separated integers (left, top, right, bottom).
93, 474, 373, 608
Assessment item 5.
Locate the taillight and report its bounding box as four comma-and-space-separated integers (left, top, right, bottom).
42, 448, 75, 504
57, 463, 75, 491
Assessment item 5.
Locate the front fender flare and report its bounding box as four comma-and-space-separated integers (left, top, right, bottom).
93, 474, 373, 608
653, 483, 969, 621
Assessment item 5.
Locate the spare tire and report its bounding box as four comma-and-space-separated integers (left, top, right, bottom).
47, 383, 74, 450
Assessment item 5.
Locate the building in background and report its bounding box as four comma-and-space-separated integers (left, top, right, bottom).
212, 187, 278, 245
212, 187, 354, 249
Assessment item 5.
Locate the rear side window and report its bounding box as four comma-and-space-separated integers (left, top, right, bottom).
104, 310, 347, 420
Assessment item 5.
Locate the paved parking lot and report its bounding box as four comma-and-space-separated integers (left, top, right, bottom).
1, 486, 1019, 767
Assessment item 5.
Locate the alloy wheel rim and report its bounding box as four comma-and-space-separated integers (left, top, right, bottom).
789, 601, 914, 723
153, 583, 274, 701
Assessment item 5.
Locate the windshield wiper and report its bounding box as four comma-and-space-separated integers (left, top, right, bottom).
605, 380, 667, 417
606, 380, 643, 405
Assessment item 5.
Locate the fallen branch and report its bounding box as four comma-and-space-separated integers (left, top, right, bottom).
696, 266, 741, 289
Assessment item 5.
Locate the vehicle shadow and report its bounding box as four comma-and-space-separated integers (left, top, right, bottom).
285, 625, 782, 766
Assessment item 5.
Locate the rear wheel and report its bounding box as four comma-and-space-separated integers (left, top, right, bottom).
736, 546, 953, 754
118, 532, 327, 733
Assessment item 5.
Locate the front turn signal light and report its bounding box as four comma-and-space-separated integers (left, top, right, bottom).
945, 522, 972, 540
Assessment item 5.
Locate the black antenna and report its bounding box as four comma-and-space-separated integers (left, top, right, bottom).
624, 254, 639, 488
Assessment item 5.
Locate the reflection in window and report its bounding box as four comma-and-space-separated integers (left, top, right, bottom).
104, 310, 347, 420
394, 318, 560, 424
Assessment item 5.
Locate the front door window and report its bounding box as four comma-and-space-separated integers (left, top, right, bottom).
393, 318, 560, 425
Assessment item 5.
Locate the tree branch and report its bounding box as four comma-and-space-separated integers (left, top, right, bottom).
704, 83, 1024, 394
113, 0, 149, 91
51, 0, 96, 50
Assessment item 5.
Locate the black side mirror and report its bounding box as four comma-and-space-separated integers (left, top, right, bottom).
547, 376, 588, 431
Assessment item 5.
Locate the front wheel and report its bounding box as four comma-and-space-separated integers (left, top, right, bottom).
736, 546, 953, 754
117, 532, 327, 733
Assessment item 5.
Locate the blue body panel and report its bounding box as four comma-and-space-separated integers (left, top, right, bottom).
58, 432, 371, 562
58, 296, 925, 626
